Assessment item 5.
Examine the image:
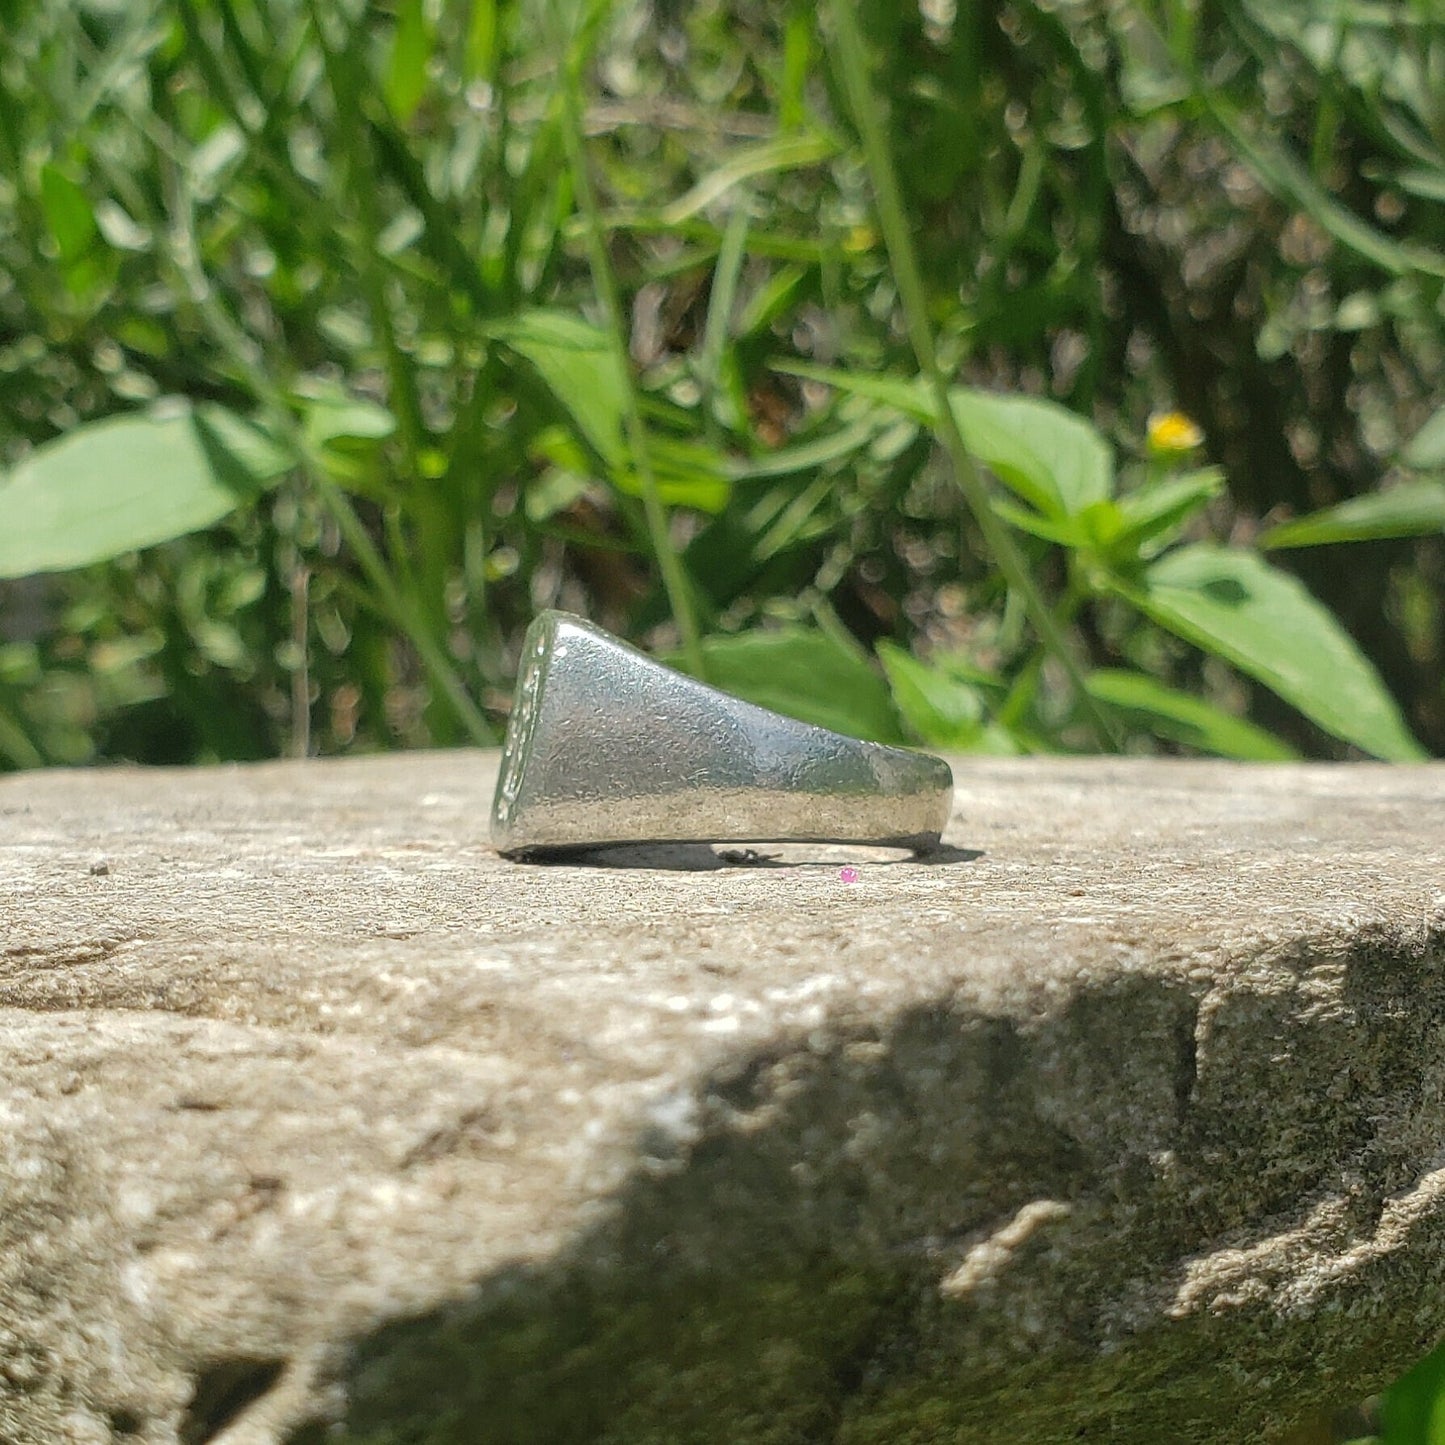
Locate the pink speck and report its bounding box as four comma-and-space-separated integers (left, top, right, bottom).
838, 866, 860, 884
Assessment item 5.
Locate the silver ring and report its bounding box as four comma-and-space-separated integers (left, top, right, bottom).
491, 611, 953, 858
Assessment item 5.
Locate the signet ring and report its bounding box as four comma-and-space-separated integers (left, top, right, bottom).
490, 612, 954, 858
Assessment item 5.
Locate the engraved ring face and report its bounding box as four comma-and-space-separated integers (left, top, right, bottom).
490, 612, 954, 858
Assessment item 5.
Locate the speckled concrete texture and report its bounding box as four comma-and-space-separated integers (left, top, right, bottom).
1, 753, 1443, 1444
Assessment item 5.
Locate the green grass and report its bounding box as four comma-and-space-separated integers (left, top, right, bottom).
1, 0, 1442, 772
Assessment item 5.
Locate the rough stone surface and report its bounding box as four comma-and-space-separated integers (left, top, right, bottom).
2, 752, 1444, 1445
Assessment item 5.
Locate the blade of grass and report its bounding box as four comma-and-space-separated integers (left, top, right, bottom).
1206, 92, 1445, 280
548, 0, 704, 678
699, 205, 750, 441
367, 117, 494, 311
156, 147, 495, 747
658, 132, 838, 226
304, 0, 426, 471
128, 7, 485, 741
172, 0, 476, 739
822, 0, 1117, 749
779, 3, 813, 135
304, 0, 466, 735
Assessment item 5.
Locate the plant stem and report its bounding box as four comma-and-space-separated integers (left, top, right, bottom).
305, 0, 428, 470
824, 0, 1118, 749
550, 0, 706, 679
998, 578, 1089, 733
289, 559, 312, 758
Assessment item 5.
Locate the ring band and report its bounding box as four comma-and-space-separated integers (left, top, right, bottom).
490, 611, 954, 858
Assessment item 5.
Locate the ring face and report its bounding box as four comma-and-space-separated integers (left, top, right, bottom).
490, 611, 954, 858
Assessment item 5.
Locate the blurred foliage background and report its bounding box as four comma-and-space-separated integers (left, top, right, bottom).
1, 0, 1445, 1429
3, 0, 1445, 774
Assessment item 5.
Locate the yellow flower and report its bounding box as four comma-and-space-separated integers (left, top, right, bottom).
1147, 411, 1204, 456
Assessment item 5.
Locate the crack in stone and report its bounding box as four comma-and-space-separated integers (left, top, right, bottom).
0, 932, 144, 971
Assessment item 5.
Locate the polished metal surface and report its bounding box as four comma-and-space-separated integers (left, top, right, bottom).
491, 611, 954, 858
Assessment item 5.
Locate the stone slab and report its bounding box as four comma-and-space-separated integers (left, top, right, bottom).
2, 753, 1444, 1444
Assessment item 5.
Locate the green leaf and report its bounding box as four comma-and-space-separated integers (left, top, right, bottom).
1396, 166, 1445, 205
773, 361, 923, 416
1113, 469, 1225, 552
678, 627, 907, 744
524, 468, 590, 523
876, 640, 987, 746
1403, 405, 1445, 470
736, 264, 809, 338
39, 163, 98, 264
1084, 670, 1298, 760
1260, 481, 1445, 549
495, 312, 627, 466
299, 391, 398, 491
774, 361, 1113, 516
1125, 545, 1425, 760
385, 0, 432, 123
989, 497, 1083, 546
301, 392, 398, 449
725, 418, 878, 481
1380, 1336, 1445, 1445
464, 0, 497, 80
497, 311, 729, 511
951, 389, 1113, 517
646, 436, 732, 514
761, 478, 836, 560
0, 403, 291, 578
